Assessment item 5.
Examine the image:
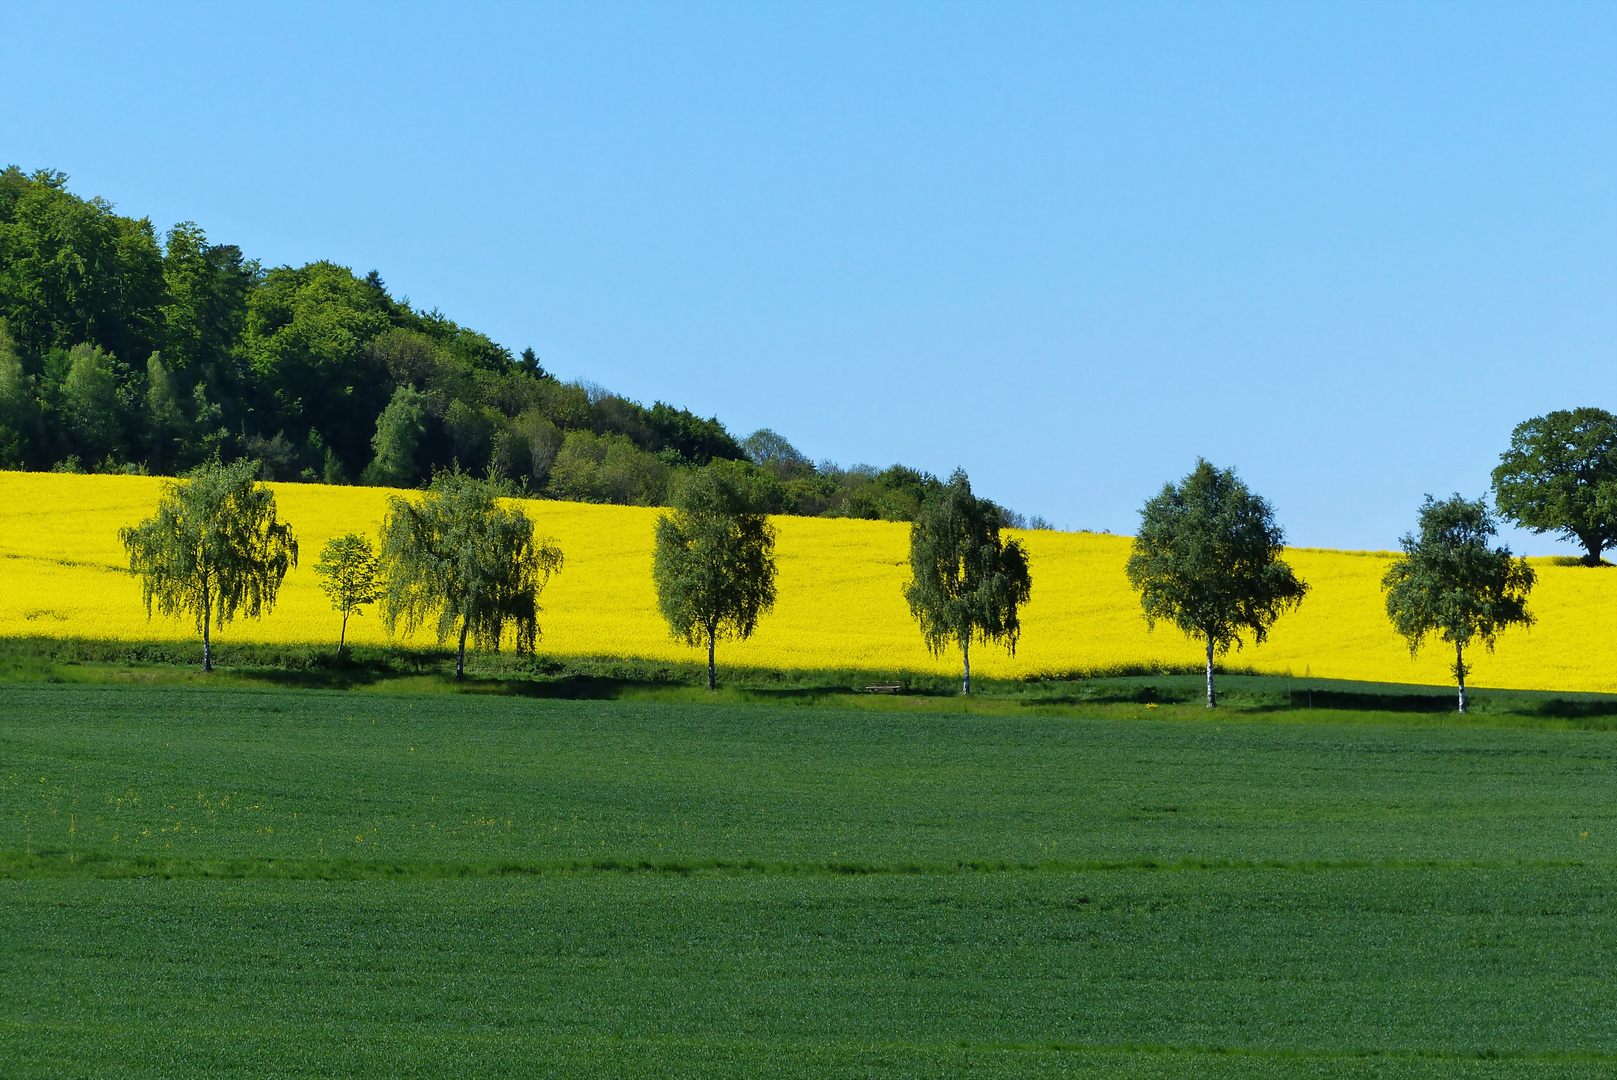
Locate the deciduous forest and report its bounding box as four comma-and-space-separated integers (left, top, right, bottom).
0, 167, 1038, 524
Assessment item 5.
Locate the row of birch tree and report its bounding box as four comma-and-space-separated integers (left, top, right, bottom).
121, 414, 1599, 712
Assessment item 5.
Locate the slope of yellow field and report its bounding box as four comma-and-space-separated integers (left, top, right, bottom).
0, 472, 1612, 692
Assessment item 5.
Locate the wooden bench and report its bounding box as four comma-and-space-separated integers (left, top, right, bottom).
864, 683, 903, 694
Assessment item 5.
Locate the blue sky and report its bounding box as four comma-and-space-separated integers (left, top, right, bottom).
4, 1, 1613, 552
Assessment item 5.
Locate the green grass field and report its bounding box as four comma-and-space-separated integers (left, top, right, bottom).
3, 683, 1615, 1077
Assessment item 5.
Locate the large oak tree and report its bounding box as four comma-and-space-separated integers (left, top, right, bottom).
1491, 407, 1617, 567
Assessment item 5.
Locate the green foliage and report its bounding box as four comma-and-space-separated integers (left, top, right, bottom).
734, 430, 958, 521
0, 322, 38, 465
313, 532, 380, 650
143, 352, 184, 472
742, 427, 812, 476
1383, 494, 1536, 711
495, 409, 562, 489
696, 458, 792, 514
1492, 407, 1617, 566
1126, 459, 1307, 707
549, 429, 673, 505
377, 469, 563, 676
57, 342, 123, 456
243, 261, 397, 468
0, 168, 985, 519
159, 221, 255, 387
653, 466, 778, 689
903, 469, 1032, 694
364, 385, 428, 487
117, 457, 298, 669
0, 166, 166, 367
645, 401, 747, 465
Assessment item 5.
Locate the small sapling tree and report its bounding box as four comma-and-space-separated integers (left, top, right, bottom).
903, 469, 1032, 696
653, 466, 778, 691
1491, 407, 1617, 567
120, 457, 299, 672
1382, 494, 1535, 714
314, 532, 380, 653
1125, 459, 1307, 708
378, 468, 563, 679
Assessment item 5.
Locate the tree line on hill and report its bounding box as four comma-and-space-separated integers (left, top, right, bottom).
116, 402, 1613, 711
0, 166, 1051, 526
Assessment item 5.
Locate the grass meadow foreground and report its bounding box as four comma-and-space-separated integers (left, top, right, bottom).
1, 685, 1615, 1077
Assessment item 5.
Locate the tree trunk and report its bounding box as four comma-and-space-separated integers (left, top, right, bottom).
1205, 633, 1215, 708
456, 619, 469, 680
706, 629, 716, 691
1455, 639, 1467, 714
202, 597, 212, 673
1580, 535, 1605, 567
961, 635, 971, 696
339, 606, 349, 654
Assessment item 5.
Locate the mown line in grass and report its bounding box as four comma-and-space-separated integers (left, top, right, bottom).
0, 851, 1594, 881
1, 1020, 1608, 1065
937, 1039, 1616, 1064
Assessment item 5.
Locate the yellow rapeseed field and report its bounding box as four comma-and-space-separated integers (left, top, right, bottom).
1, 471, 1613, 692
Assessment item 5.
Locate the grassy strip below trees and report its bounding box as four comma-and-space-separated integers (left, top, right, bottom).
2, 635, 1614, 728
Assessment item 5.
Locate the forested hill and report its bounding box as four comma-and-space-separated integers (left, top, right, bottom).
0, 166, 1027, 523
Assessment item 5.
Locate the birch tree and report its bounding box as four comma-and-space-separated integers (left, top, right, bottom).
1125, 459, 1307, 708
1382, 494, 1535, 714
653, 467, 778, 690
377, 469, 562, 678
313, 532, 380, 653
119, 457, 298, 671
903, 469, 1032, 695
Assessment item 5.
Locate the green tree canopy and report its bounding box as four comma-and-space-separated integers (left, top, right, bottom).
903, 469, 1032, 696
653, 466, 779, 690
1491, 407, 1617, 567
243, 261, 397, 468
0, 168, 957, 513
741, 428, 812, 477
159, 221, 255, 389
377, 469, 563, 678
314, 532, 381, 652
1125, 459, 1307, 708
144, 353, 185, 472
0, 166, 166, 366
59, 342, 121, 458
0, 323, 39, 466
118, 457, 299, 671
1382, 494, 1535, 714
364, 385, 428, 487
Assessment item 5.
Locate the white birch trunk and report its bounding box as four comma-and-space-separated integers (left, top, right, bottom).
202, 580, 212, 673
1205, 633, 1215, 709
1455, 640, 1467, 714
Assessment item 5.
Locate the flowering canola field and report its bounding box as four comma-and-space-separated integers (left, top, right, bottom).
1, 472, 1613, 692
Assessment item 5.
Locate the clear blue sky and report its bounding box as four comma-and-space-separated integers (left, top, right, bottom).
4, 1, 1613, 552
